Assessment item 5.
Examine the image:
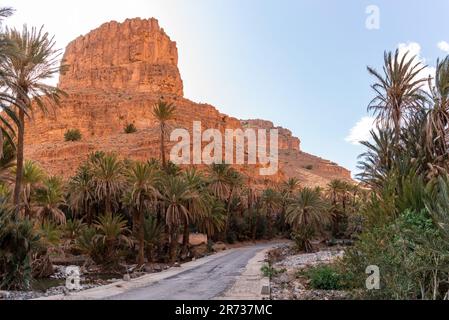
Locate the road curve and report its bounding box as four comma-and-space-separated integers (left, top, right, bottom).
107, 243, 275, 300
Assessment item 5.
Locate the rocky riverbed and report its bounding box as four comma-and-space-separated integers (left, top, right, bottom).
0, 263, 174, 300
268, 244, 350, 300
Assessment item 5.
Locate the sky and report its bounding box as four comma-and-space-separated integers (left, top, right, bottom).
3, 0, 449, 176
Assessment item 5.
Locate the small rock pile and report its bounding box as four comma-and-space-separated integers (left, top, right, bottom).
274, 250, 344, 270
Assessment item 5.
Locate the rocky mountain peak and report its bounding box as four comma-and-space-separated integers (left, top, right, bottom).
59, 18, 183, 96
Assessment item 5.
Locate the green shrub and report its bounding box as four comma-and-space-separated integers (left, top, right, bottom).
92, 214, 132, 266
303, 165, 313, 170
38, 222, 62, 247
143, 216, 164, 262
261, 264, 285, 278
124, 123, 137, 134
342, 207, 449, 299
75, 226, 105, 264
64, 219, 87, 240
0, 205, 40, 290
291, 226, 316, 252
64, 129, 82, 142
304, 265, 346, 290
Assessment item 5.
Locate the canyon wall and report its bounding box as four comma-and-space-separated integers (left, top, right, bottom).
24, 18, 351, 187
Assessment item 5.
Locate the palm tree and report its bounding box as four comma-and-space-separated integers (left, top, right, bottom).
94, 214, 132, 265
277, 178, 300, 233
207, 163, 232, 201
91, 153, 124, 216
33, 176, 66, 225
126, 162, 160, 265
1, 26, 65, 209
160, 175, 196, 263
224, 169, 242, 235
250, 194, 263, 241
327, 179, 350, 238
357, 128, 395, 190
197, 198, 226, 238
0, 7, 24, 158
67, 164, 95, 224
286, 187, 329, 252
152, 100, 176, 168
143, 215, 164, 263
426, 56, 449, 167
367, 50, 428, 142
261, 188, 281, 236
282, 178, 301, 195
164, 161, 181, 176
181, 168, 208, 253
16, 160, 45, 218
0, 198, 40, 290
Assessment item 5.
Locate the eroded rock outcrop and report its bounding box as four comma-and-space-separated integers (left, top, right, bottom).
59, 18, 183, 96
24, 18, 351, 187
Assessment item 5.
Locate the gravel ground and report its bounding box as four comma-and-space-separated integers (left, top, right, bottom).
274, 250, 344, 269
269, 244, 350, 300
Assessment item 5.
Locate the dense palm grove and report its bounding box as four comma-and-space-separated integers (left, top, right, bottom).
0, 7, 363, 291
0, 149, 362, 290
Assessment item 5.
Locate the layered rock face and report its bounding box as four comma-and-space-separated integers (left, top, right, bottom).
241, 120, 351, 185
59, 18, 183, 96
24, 18, 351, 187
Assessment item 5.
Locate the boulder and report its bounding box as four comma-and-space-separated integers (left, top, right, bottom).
189, 233, 208, 246
191, 243, 208, 258
212, 242, 227, 252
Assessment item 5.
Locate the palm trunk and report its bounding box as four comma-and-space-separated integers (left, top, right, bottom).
85, 200, 92, 225
252, 208, 259, 241
13, 109, 25, 213
137, 206, 145, 266
105, 193, 112, 216
169, 230, 178, 264
160, 123, 166, 167
280, 203, 287, 233
146, 245, 154, 263
106, 237, 114, 263
224, 187, 234, 236
331, 192, 338, 238
181, 219, 189, 255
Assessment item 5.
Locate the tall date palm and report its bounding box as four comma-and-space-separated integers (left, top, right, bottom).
0, 7, 24, 157
367, 50, 427, 142
126, 162, 160, 265
1, 25, 66, 209
92, 154, 124, 216
286, 188, 328, 252
152, 100, 176, 168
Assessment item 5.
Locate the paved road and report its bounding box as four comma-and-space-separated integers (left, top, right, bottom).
107, 243, 274, 300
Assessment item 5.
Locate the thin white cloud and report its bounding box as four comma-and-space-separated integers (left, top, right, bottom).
345, 116, 376, 145
437, 41, 449, 54
398, 42, 435, 80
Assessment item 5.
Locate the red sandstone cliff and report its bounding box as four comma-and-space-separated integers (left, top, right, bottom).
24, 18, 351, 187
59, 18, 183, 96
